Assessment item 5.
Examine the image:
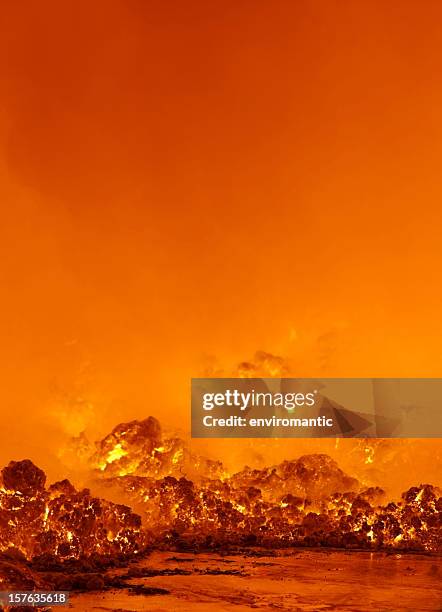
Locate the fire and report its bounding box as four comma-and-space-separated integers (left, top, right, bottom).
99, 443, 128, 470
0, 460, 146, 560
0, 416, 441, 563
87, 418, 441, 554
364, 445, 375, 464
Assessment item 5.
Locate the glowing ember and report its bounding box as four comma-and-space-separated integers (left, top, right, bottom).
0, 460, 146, 560
0, 418, 441, 563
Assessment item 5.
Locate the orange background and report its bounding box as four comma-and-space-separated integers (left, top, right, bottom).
0, 1, 441, 478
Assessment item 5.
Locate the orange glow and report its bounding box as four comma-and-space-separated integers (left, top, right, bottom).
0, 2, 441, 488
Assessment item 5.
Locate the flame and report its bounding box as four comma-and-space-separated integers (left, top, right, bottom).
415, 488, 424, 502
101, 443, 128, 469
364, 446, 375, 465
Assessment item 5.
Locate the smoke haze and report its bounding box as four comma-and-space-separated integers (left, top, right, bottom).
0, 1, 441, 490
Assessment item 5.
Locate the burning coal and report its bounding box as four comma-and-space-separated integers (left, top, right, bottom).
0, 459, 146, 560
0, 416, 441, 564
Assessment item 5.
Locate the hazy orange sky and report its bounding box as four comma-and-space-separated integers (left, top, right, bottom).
1, 1, 442, 472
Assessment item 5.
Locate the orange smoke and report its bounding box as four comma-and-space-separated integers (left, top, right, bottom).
0, 2, 441, 485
